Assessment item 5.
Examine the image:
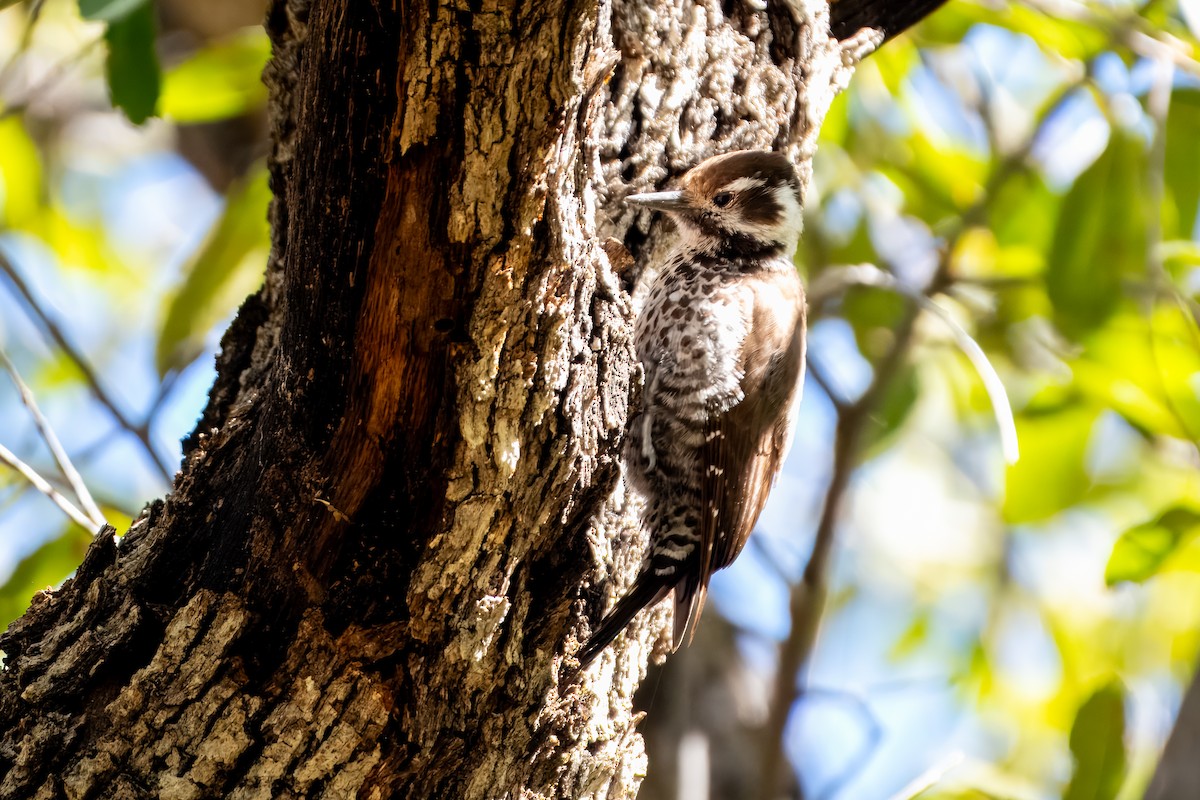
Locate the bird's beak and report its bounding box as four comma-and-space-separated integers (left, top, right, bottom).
625, 190, 687, 212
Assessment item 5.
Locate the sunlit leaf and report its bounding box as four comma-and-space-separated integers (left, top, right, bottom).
1106, 507, 1200, 585
843, 284, 908, 363
911, 4, 978, 45
160, 29, 270, 123
989, 170, 1060, 260
1004, 405, 1098, 524
1160, 239, 1200, 279
818, 90, 850, 148
0, 118, 42, 228
0, 527, 91, 632
156, 164, 270, 376
1076, 309, 1200, 439
888, 608, 931, 660
880, 136, 985, 226
909, 135, 986, 213
23, 205, 127, 277
1062, 682, 1126, 800
78, 0, 147, 22
104, 507, 134, 539
104, 2, 160, 125
914, 4, 1107, 59
873, 35, 918, 96
1046, 132, 1147, 336
953, 228, 1044, 283
1164, 89, 1200, 240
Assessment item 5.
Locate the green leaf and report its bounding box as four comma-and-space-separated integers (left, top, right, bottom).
79, 0, 147, 22
872, 35, 918, 96
818, 91, 850, 148
1004, 406, 1098, 524
1164, 89, 1200, 239
0, 528, 91, 632
156, 164, 271, 376
826, 218, 877, 268
886, 135, 986, 225
1075, 308, 1200, 439
1063, 682, 1127, 800
989, 170, 1060, 260
1105, 507, 1200, 585
1160, 239, 1200, 279
104, 2, 160, 125
843, 284, 908, 363
1046, 132, 1147, 336
160, 29, 271, 123
888, 609, 931, 660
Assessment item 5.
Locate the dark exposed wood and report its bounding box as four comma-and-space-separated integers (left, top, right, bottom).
829, 0, 948, 42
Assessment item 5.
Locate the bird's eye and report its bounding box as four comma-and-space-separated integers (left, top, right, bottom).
712, 192, 733, 208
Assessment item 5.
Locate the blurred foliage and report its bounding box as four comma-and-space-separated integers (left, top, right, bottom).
792, 0, 1200, 797
0, 0, 1199, 798
0, 0, 269, 631
156, 162, 269, 375
0, 524, 90, 626
1063, 682, 1127, 800
160, 29, 269, 122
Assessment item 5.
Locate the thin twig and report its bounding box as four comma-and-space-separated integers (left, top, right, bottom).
804, 688, 884, 800
0, 34, 104, 121
0, 442, 98, 533
0, 347, 106, 527
1018, 0, 1200, 79
884, 752, 966, 800
0, 249, 174, 482
813, 264, 1019, 463
805, 356, 849, 412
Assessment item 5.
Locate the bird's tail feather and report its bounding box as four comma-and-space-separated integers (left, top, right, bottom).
577, 574, 672, 667
672, 579, 708, 651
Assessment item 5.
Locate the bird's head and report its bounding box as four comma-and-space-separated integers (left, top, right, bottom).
626, 150, 803, 256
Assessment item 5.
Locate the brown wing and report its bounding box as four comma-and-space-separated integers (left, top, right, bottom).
678, 280, 806, 646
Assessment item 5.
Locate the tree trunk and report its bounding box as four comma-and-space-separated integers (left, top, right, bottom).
1146, 659, 1200, 799
0, 1, 941, 797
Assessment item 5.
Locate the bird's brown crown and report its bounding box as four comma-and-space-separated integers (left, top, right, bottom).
629, 150, 804, 256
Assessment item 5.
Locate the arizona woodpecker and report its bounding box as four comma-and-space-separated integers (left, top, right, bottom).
579, 150, 807, 665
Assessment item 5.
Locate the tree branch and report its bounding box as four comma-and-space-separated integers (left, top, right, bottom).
829, 0, 949, 44
0, 347, 106, 528
0, 441, 98, 533
0, 249, 173, 482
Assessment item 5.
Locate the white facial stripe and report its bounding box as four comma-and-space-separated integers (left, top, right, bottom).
719, 177, 766, 194
772, 184, 803, 244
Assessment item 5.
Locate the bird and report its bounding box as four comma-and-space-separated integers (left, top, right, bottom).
578, 150, 807, 666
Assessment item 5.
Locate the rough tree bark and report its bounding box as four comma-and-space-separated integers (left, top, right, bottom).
0, 0, 942, 797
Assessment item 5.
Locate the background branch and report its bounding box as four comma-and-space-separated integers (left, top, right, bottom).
0, 441, 98, 533
0, 348, 106, 528
0, 250, 173, 482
